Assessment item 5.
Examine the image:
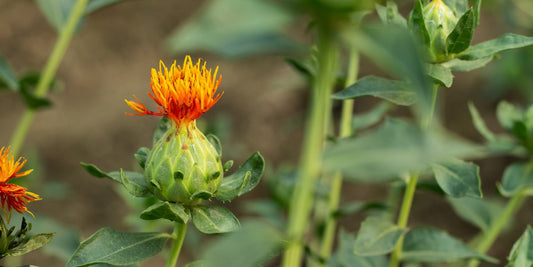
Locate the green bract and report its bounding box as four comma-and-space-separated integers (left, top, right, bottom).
144, 122, 224, 204
423, 0, 458, 59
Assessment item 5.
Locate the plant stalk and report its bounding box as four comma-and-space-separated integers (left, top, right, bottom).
282, 25, 338, 267
9, 0, 88, 156
165, 222, 187, 267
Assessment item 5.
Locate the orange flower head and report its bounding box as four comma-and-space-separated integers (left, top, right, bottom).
125, 56, 223, 125
0, 146, 40, 221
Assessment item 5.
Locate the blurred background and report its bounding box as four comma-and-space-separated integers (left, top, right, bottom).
0, 0, 532, 266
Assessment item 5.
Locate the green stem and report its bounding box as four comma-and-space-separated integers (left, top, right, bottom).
9, 0, 88, 156
165, 223, 187, 267
318, 49, 359, 265
282, 25, 338, 267
467, 190, 527, 267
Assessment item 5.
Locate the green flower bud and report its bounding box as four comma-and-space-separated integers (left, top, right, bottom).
144, 122, 223, 204
423, 0, 458, 58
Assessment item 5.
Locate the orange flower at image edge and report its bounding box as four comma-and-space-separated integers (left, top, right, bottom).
125, 56, 223, 125
0, 146, 40, 221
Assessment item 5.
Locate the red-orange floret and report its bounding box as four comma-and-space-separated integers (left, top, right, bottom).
0, 146, 41, 222
125, 56, 223, 125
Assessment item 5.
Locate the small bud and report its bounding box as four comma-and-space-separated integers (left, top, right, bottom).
423, 0, 458, 59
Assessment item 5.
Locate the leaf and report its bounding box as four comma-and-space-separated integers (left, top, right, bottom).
497, 101, 524, 131
85, 0, 132, 14
80, 162, 114, 179
191, 206, 240, 234
66, 228, 170, 267
166, 0, 296, 57
140, 201, 189, 224
440, 56, 493, 72
432, 158, 482, 198
353, 217, 407, 256
206, 134, 222, 156
473, 0, 481, 28
408, 0, 430, 46
461, 33, 533, 60
446, 8, 475, 54
199, 220, 283, 267
19, 79, 52, 110
119, 169, 151, 197
352, 102, 391, 132
324, 119, 481, 181
506, 226, 533, 267
447, 197, 505, 232
375, 1, 407, 27
333, 76, 415, 106
215, 152, 265, 202
7, 233, 55, 257
468, 102, 496, 142
427, 64, 453, 88
499, 163, 533, 197
402, 227, 497, 263
134, 147, 149, 169
328, 229, 387, 267
0, 56, 19, 91
35, 0, 81, 32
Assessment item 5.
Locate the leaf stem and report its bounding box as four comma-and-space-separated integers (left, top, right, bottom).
318, 48, 359, 265
165, 222, 187, 267
282, 25, 338, 267
467, 189, 527, 267
9, 0, 88, 156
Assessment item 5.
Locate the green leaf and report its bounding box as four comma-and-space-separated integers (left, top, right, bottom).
402, 227, 497, 263
408, 0, 430, 46
324, 119, 481, 181
333, 76, 415, 106
119, 169, 151, 197
66, 228, 170, 267
497, 101, 524, 131
432, 158, 482, 198
499, 163, 533, 197
140, 201, 189, 224
35, 0, 80, 32
353, 217, 408, 256
153, 117, 170, 145
206, 134, 222, 156
166, 0, 296, 57
427, 64, 453, 87
80, 162, 114, 179
375, 1, 407, 27
506, 226, 533, 267
446, 9, 474, 54
191, 206, 240, 234
461, 34, 533, 59
284, 57, 315, 79
19, 79, 52, 110
473, 0, 481, 28
0, 56, 19, 91
215, 152, 265, 202
199, 220, 283, 267
447, 197, 505, 232
328, 229, 387, 267
85, 0, 132, 14
134, 147, 149, 169
7, 233, 55, 257
443, 0, 468, 14
352, 102, 391, 133
468, 102, 496, 142
440, 57, 493, 72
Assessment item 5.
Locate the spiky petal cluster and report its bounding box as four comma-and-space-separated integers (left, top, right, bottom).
0, 147, 40, 221
125, 56, 223, 125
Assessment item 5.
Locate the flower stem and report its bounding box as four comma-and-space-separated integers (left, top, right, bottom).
467, 190, 527, 267
165, 222, 187, 267
282, 25, 338, 267
318, 48, 359, 265
9, 0, 88, 156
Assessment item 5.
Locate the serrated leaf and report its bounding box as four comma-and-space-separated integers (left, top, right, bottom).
461, 34, 533, 60
140, 201, 189, 224
191, 206, 240, 234
432, 158, 482, 198
468, 102, 496, 142
447, 197, 504, 232
333, 76, 415, 106
66, 228, 170, 267
0, 56, 19, 91
506, 226, 533, 267
119, 169, 151, 197
352, 102, 391, 133
215, 152, 265, 202
353, 216, 407, 256
134, 147, 149, 169
7, 233, 55, 257
375, 1, 407, 27
402, 227, 497, 263
499, 163, 533, 197
328, 229, 387, 267
446, 9, 474, 54
440, 57, 493, 71
427, 64, 453, 87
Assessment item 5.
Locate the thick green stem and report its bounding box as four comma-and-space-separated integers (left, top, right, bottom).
467, 190, 527, 267
318, 49, 359, 265
282, 26, 338, 267
165, 223, 187, 267
9, 0, 88, 156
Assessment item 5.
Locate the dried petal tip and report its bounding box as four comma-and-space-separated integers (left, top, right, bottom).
0, 146, 41, 221
125, 56, 223, 125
